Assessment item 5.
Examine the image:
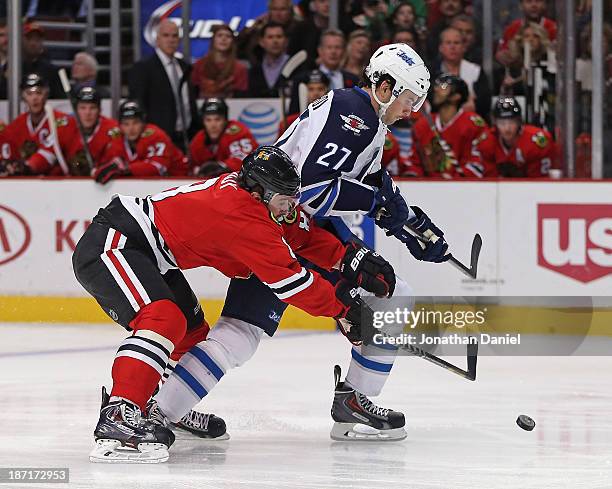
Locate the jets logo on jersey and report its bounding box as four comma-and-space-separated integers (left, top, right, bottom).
340, 114, 370, 135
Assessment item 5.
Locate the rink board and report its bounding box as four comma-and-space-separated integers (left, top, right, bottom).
0, 179, 610, 330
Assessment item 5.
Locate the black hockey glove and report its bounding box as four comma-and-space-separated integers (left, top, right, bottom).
370, 169, 410, 235
394, 206, 450, 263
340, 242, 396, 297
334, 280, 374, 345
93, 157, 131, 185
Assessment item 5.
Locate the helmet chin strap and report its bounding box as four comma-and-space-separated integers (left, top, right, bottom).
371, 84, 397, 122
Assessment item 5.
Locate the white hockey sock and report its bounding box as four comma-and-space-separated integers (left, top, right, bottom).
154, 316, 262, 423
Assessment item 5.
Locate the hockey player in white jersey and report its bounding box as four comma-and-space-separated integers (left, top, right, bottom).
151, 44, 450, 442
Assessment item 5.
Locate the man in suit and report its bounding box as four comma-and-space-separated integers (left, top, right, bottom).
247, 22, 290, 98
289, 29, 359, 114
128, 19, 199, 153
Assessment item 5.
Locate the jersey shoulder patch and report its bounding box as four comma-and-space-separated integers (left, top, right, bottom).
108, 127, 122, 138
469, 114, 486, 127
56, 116, 69, 127
384, 134, 395, 150
226, 123, 242, 135
531, 131, 549, 148
142, 127, 155, 138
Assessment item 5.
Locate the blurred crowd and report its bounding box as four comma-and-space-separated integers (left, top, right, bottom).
0, 0, 610, 181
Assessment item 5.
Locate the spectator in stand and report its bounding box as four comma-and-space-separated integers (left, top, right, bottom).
342, 30, 371, 78
64, 87, 119, 176
22, 22, 64, 98
450, 14, 481, 63
70, 51, 109, 98
237, 0, 296, 65
409, 74, 488, 177
498, 21, 550, 95
388, 2, 418, 34
128, 19, 199, 153
277, 69, 330, 136
432, 27, 491, 120
189, 98, 258, 177
287, 0, 330, 59
191, 24, 248, 99
391, 27, 421, 52
464, 96, 555, 177
355, 0, 390, 45
0, 73, 76, 177
426, 0, 466, 62
93, 100, 187, 184
289, 29, 359, 113
496, 0, 556, 67
0, 19, 7, 99
247, 22, 290, 98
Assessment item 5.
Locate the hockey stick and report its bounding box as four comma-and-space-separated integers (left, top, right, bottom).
44, 103, 70, 175
400, 339, 478, 381
58, 69, 94, 172
279, 50, 307, 128
406, 225, 482, 279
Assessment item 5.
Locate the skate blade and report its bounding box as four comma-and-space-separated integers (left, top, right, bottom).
330, 423, 407, 442
89, 439, 169, 463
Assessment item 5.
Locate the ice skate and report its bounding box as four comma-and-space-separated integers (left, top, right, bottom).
330, 365, 407, 441
89, 387, 175, 463
147, 398, 229, 440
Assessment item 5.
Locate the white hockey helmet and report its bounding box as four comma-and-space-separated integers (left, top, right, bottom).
364, 43, 430, 119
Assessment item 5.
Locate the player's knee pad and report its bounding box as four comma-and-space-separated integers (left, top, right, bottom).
205, 316, 263, 370
129, 299, 188, 349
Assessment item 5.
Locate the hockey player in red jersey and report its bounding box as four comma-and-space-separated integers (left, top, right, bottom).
464, 96, 555, 178
63, 87, 119, 175
73, 146, 393, 462
409, 74, 488, 178
382, 130, 417, 177
93, 100, 187, 184
0, 73, 75, 176
189, 98, 257, 177
276, 69, 331, 137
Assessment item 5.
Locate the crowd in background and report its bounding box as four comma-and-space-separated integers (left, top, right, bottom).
0, 0, 610, 180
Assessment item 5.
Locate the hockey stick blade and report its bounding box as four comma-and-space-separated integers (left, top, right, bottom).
466, 340, 478, 381
281, 50, 307, 79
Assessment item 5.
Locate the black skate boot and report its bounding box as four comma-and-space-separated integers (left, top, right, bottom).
330, 365, 407, 441
147, 398, 229, 440
89, 387, 175, 463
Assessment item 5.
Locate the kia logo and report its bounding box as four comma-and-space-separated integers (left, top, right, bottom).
538, 204, 612, 283
0, 205, 31, 266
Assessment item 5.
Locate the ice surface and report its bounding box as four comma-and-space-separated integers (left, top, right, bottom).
1, 323, 611, 489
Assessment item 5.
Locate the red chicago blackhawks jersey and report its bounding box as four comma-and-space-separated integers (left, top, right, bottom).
189, 121, 257, 173
0, 120, 9, 161
4, 109, 76, 175
64, 115, 120, 174
409, 110, 488, 178
120, 172, 346, 318
464, 125, 555, 178
102, 123, 187, 177
381, 131, 416, 177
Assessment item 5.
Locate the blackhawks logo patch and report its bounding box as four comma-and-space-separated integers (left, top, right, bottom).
108, 127, 121, 138
532, 132, 548, 148
384, 135, 394, 151
56, 116, 69, 127
470, 115, 485, 127
226, 123, 241, 135
142, 128, 155, 137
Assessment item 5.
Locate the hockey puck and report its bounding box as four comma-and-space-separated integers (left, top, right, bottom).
516, 415, 536, 431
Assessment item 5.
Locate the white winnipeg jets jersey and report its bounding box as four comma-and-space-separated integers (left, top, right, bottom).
275, 87, 388, 218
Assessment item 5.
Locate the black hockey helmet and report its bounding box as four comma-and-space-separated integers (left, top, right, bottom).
434, 73, 469, 107
21, 72, 48, 90
306, 69, 330, 87
238, 146, 300, 203
76, 86, 101, 106
493, 97, 522, 120
118, 100, 145, 122
200, 98, 228, 119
